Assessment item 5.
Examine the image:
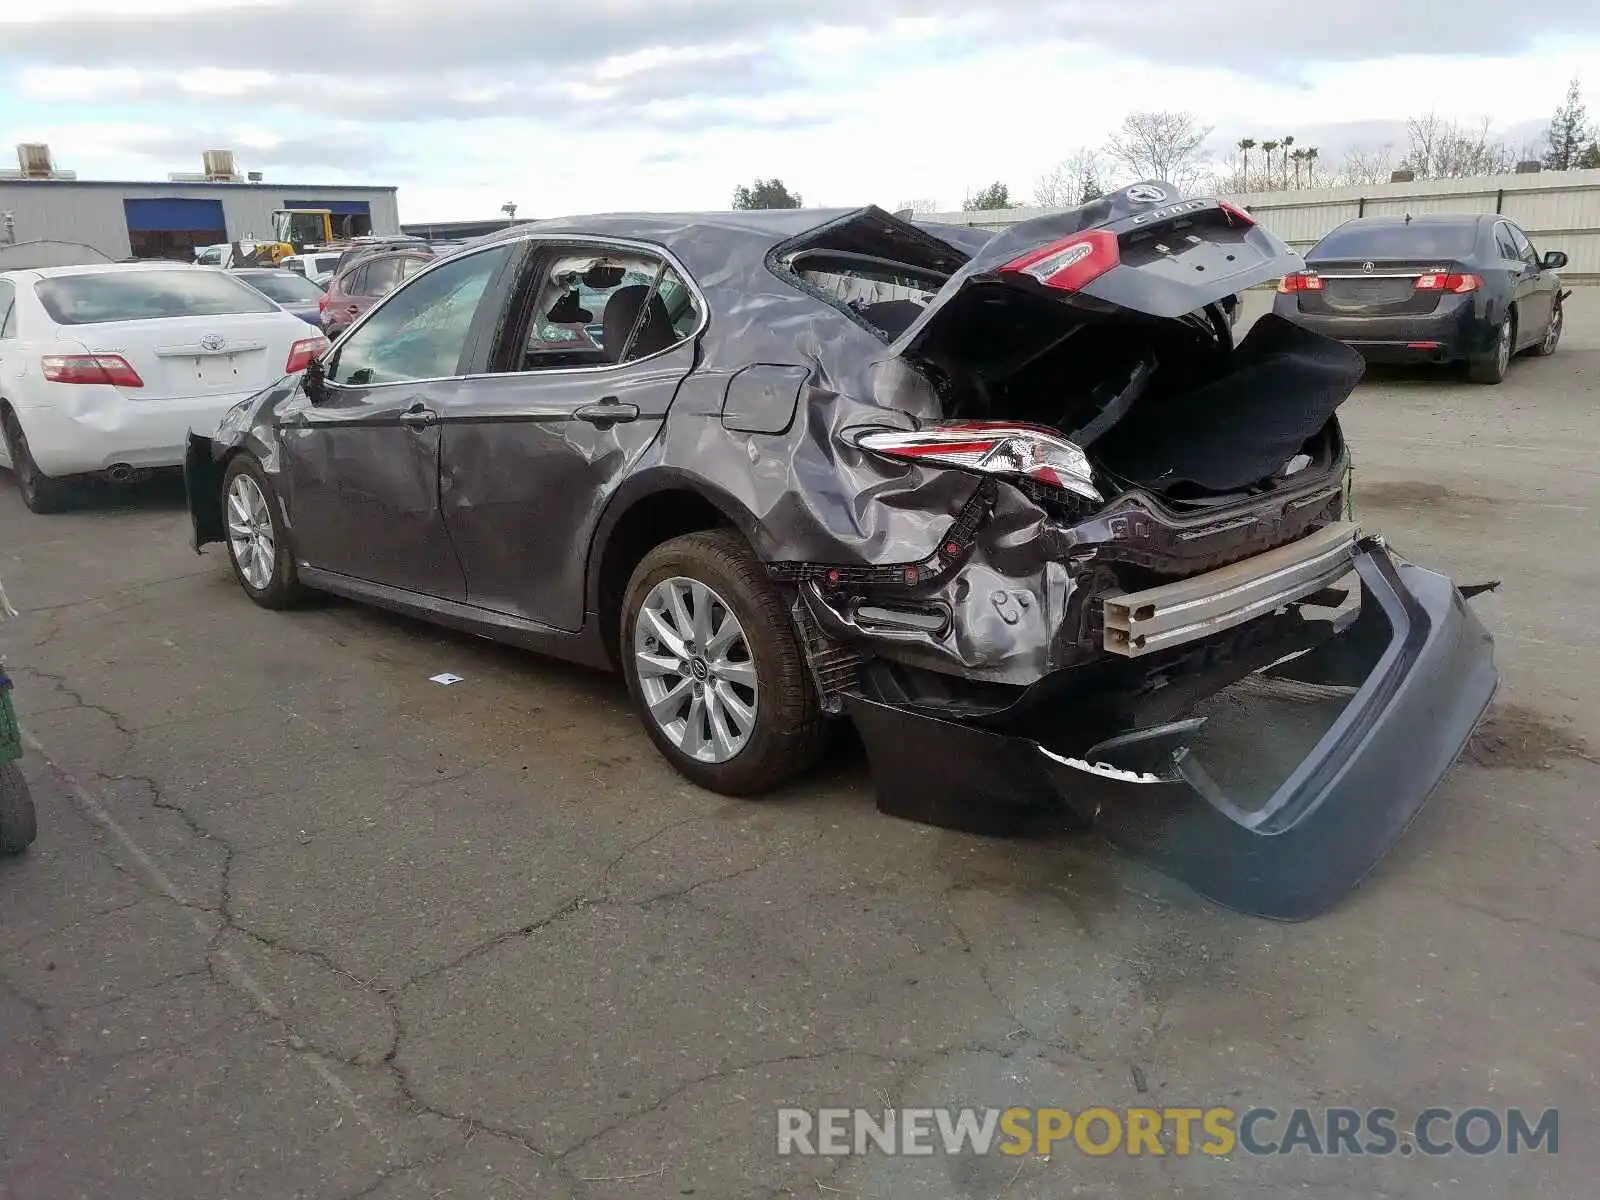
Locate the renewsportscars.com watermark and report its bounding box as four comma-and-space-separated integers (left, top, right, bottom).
777, 1107, 1559, 1158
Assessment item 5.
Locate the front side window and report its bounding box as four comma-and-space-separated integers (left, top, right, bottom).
326, 245, 511, 386
35, 269, 278, 325
517, 245, 701, 370
1506, 223, 1539, 265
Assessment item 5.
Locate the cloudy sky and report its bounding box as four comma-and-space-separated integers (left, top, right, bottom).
2, 1, 1598, 222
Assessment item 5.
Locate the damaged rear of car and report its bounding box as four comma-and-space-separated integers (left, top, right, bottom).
183, 186, 1496, 921
754, 184, 1497, 919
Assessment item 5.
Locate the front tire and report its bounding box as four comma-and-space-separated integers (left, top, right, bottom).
1468, 314, 1513, 384
221, 454, 304, 609
621, 530, 824, 796
1530, 299, 1563, 357
3, 412, 74, 514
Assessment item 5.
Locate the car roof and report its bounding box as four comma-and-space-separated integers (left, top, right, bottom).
1335, 214, 1485, 228
2, 261, 205, 281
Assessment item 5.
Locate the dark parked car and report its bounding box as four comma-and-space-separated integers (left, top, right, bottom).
1274, 214, 1568, 383
317, 249, 433, 337
230, 267, 326, 325
185, 186, 1497, 919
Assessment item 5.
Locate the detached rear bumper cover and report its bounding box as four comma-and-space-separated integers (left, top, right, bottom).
846, 541, 1496, 920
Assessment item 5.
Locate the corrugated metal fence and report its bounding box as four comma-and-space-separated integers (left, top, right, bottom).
926, 168, 1600, 279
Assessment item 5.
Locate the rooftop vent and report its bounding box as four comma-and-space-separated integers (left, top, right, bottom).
202, 149, 240, 182
1390, 169, 1416, 183
0, 143, 77, 181
1515, 160, 1542, 174
17, 143, 53, 178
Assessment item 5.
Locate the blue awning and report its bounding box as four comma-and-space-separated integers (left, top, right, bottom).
123, 197, 226, 233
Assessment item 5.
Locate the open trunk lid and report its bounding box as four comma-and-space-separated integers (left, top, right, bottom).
862, 182, 1363, 500
889, 181, 1302, 358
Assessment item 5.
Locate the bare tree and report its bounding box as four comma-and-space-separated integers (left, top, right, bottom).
1339, 143, 1397, 186
1403, 113, 1514, 179
1104, 111, 1214, 193
1034, 148, 1107, 207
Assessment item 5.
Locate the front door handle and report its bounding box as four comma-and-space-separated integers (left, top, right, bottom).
574, 397, 640, 427
399, 406, 437, 429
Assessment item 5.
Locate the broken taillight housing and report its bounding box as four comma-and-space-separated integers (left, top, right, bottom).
1277, 273, 1324, 293
1414, 272, 1481, 293
999, 229, 1120, 292
41, 354, 144, 387
285, 335, 329, 373
855, 422, 1102, 503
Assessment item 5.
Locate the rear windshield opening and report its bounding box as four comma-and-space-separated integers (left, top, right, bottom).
36, 270, 279, 325
1310, 222, 1477, 260
772, 208, 970, 341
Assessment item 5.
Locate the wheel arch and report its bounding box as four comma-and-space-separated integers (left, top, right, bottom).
588, 470, 763, 669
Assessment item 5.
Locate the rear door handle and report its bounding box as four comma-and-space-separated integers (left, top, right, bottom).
399, 405, 437, 429
574, 397, 640, 426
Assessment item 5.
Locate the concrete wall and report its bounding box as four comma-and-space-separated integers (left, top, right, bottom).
0, 181, 401, 259
925, 168, 1600, 279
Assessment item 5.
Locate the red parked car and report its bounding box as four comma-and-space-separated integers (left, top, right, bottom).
318, 249, 433, 338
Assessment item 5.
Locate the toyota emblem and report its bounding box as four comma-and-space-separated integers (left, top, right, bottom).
200, 334, 226, 352
1124, 184, 1169, 204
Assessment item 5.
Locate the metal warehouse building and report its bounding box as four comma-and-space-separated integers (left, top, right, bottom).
0, 144, 400, 261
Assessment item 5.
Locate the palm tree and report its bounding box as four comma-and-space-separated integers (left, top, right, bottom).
1261, 141, 1280, 189
1306, 147, 1320, 187
1291, 148, 1308, 188
1238, 137, 1257, 189
1281, 136, 1295, 188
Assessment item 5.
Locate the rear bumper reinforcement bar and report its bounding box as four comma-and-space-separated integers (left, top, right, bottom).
1104, 520, 1359, 657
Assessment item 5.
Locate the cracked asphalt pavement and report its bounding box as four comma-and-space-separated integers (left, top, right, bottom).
2, 292, 1598, 1199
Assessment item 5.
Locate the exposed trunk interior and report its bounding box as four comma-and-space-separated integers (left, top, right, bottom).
772, 205, 1361, 509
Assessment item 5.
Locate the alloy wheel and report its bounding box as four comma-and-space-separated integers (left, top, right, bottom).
226, 473, 277, 591
633, 576, 759, 764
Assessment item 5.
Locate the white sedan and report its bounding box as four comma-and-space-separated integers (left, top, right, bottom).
0, 262, 324, 512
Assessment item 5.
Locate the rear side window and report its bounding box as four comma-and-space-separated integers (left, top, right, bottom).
1309, 222, 1478, 260
35, 270, 278, 325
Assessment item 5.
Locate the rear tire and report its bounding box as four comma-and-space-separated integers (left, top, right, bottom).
1468, 315, 1513, 384
0, 763, 38, 855
620, 530, 824, 796
221, 454, 304, 609
1530, 299, 1562, 357
3, 412, 74, 514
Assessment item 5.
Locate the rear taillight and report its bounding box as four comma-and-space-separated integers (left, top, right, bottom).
855, 421, 1101, 503
40, 354, 143, 388
1277, 273, 1324, 293
999, 229, 1120, 292
1218, 201, 1255, 227
285, 335, 328, 373
1414, 273, 1481, 293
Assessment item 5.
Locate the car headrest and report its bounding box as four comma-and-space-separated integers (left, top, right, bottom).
602, 285, 676, 363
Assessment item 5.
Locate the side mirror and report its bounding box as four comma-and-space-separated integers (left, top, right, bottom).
1541, 250, 1568, 270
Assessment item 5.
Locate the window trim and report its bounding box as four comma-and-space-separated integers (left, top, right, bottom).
322, 241, 520, 391
464, 234, 709, 382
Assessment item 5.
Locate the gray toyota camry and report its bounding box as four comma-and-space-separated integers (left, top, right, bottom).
184, 183, 1498, 919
